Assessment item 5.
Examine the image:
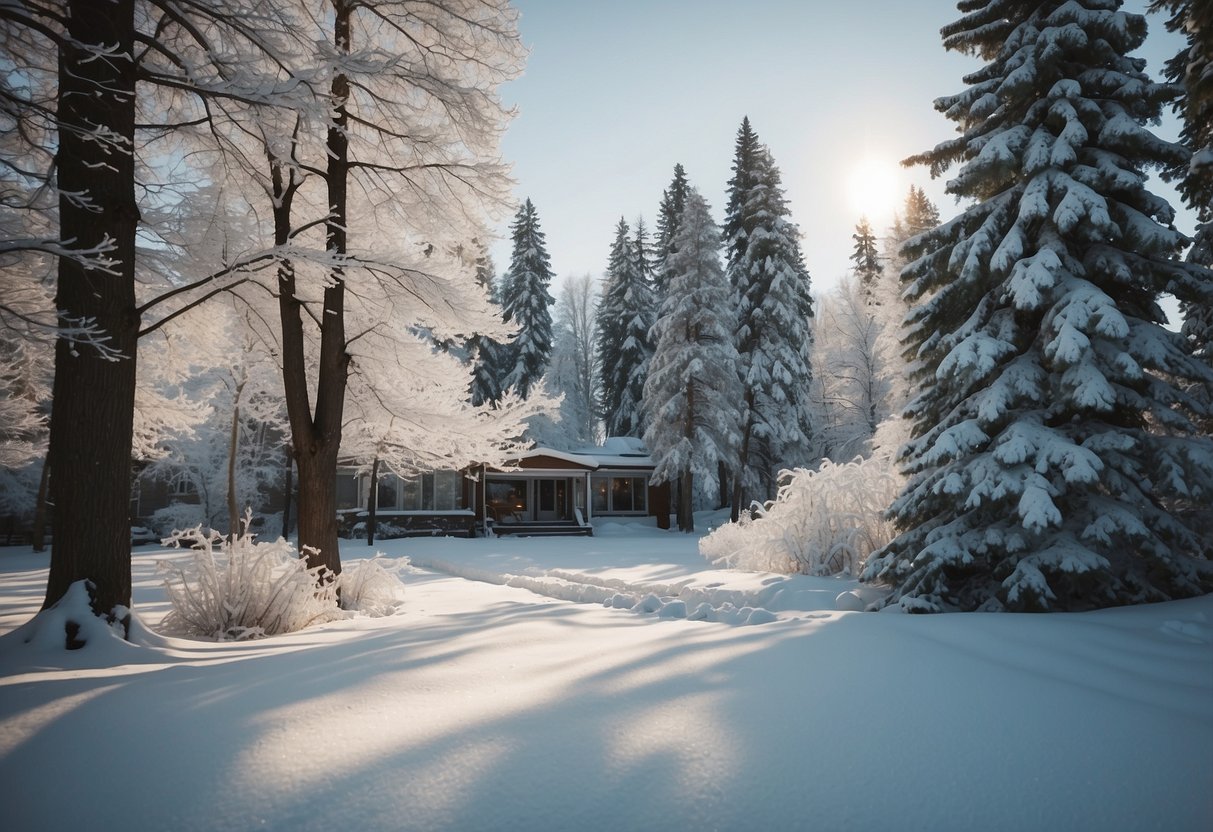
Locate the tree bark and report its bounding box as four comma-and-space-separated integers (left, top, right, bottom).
43, 0, 139, 625
716, 460, 729, 511
281, 443, 293, 540
272, 3, 351, 579
679, 471, 694, 533
31, 457, 50, 552
226, 374, 246, 538
366, 457, 380, 546
731, 390, 754, 523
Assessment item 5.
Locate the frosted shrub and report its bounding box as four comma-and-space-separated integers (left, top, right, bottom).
701, 455, 901, 576
149, 501, 207, 538
158, 513, 342, 640
338, 557, 406, 616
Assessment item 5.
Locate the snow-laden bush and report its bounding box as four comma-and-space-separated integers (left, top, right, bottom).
700, 455, 901, 576
338, 557, 406, 616
157, 513, 342, 640
148, 501, 208, 538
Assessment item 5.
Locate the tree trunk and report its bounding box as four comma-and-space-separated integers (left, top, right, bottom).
731, 391, 754, 523
281, 443, 294, 540
226, 375, 246, 538
366, 457, 380, 546
43, 0, 139, 626
716, 460, 729, 511
31, 457, 50, 552
271, 4, 351, 580
679, 471, 694, 533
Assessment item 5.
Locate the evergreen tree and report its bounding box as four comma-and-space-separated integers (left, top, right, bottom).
643, 189, 742, 532
723, 117, 762, 276
850, 217, 882, 300
723, 119, 816, 514
1152, 1, 1213, 384
653, 163, 690, 301
865, 0, 1213, 612
903, 185, 941, 238
597, 217, 655, 437
500, 198, 555, 400
468, 241, 504, 407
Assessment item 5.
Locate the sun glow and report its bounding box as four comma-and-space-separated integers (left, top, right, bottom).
846, 156, 902, 222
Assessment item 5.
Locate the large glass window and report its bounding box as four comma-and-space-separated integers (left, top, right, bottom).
376, 475, 398, 509
399, 475, 421, 510
433, 471, 460, 510
592, 477, 609, 513
631, 477, 647, 513
592, 474, 649, 514
487, 479, 527, 521
336, 473, 359, 510
611, 476, 634, 512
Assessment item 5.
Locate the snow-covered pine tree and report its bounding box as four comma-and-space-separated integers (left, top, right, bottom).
468, 241, 506, 407
653, 163, 690, 302
904, 185, 941, 239
1152, 1, 1213, 395
723, 120, 816, 515
851, 217, 883, 301
643, 189, 742, 532
500, 198, 556, 400
864, 0, 1213, 612
597, 217, 655, 438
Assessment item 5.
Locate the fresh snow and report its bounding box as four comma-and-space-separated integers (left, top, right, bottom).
1, 518, 1210, 831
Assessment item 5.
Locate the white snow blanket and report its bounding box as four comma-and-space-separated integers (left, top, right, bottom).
0, 516, 1209, 831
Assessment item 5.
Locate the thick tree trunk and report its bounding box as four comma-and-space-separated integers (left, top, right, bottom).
678, 471, 694, 533
271, 4, 351, 580
366, 457, 380, 546
295, 445, 341, 571
716, 460, 729, 511
43, 0, 139, 624
31, 457, 50, 552
731, 391, 754, 523
281, 444, 293, 540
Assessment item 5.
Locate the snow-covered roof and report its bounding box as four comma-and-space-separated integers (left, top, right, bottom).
516, 437, 654, 470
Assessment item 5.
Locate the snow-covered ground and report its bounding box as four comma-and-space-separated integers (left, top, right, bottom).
1, 516, 1210, 831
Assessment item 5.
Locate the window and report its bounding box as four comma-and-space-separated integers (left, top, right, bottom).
592, 477, 609, 513
487, 479, 527, 521
433, 471, 460, 510
336, 473, 359, 510
375, 475, 398, 510
611, 476, 633, 512
592, 474, 649, 514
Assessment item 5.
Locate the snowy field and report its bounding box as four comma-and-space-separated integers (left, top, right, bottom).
1, 516, 1210, 831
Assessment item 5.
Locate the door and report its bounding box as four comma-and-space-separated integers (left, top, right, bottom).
536, 478, 566, 521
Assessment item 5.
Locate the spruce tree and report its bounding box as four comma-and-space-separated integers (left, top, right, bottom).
597, 217, 655, 437
643, 189, 742, 532
468, 241, 504, 407
903, 185, 941, 238
723, 120, 816, 514
500, 198, 555, 400
653, 163, 690, 301
850, 217, 882, 300
865, 0, 1213, 612
1152, 1, 1213, 386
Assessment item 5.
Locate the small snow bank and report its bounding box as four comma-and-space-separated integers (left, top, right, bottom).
0, 580, 155, 663
700, 455, 901, 576
158, 520, 343, 640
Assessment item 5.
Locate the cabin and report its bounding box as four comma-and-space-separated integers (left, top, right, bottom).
475, 437, 671, 536
339, 438, 671, 538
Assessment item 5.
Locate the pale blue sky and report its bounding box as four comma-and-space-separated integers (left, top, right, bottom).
490, 0, 1190, 298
